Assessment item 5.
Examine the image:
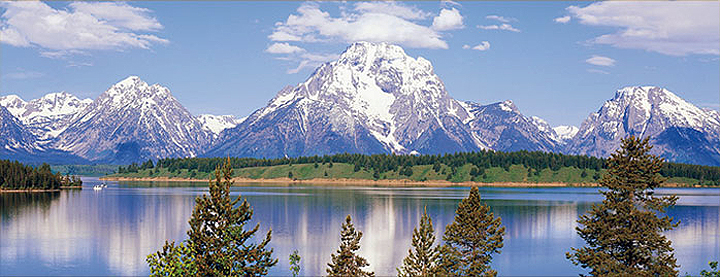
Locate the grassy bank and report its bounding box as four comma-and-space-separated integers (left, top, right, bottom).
104, 163, 715, 187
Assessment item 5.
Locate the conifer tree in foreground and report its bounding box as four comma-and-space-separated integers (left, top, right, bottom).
567, 136, 679, 276
397, 207, 438, 277
435, 187, 505, 276
147, 157, 277, 276
327, 215, 375, 277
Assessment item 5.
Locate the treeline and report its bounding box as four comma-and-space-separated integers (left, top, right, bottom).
1, 160, 82, 190
119, 150, 720, 184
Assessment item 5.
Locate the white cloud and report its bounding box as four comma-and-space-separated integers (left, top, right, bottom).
463, 41, 490, 51
68, 2, 162, 31
2, 69, 43, 80
478, 23, 520, 32
587, 69, 609, 75
432, 8, 464, 31
354, 2, 431, 20
554, 16, 571, 24
287, 52, 339, 74
566, 2, 719, 56
0, 1, 167, 56
265, 43, 305, 54
269, 2, 448, 49
441, 1, 461, 8
486, 15, 515, 23
585, 55, 616, 67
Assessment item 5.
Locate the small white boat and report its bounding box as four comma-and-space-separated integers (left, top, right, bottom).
93, 184, 103, 190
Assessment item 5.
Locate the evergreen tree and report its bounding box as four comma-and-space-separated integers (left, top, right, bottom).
146, 241, 195, 277
327, 215, 374, 277
397, 207, 438, 277
147, 158, 277, 276
701, 261, 720, 277
289, 250, 301, 277
436, 187, 505, 276
566, 136, 679, 276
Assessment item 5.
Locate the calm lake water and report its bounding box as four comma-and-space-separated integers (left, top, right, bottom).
1, 178, 718, 276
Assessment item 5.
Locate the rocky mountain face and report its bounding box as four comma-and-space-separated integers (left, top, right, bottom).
52, 76, 214, 164
206, 42, 557, 158
2, 43, 718, 166
566, 86, 720, 166
463, 100, 559, 152
0, 105, 39, 153
0, 92, 92, 142
0, 105, 88, 164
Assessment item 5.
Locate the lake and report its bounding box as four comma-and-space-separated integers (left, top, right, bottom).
1, 178, 718, 276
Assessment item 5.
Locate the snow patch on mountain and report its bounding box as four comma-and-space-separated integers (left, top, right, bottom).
0, 92, 92, 140
568, 86, 720, 165
197, 114, 245, 135
553, 125, 579, 141
54, 76, 213, 163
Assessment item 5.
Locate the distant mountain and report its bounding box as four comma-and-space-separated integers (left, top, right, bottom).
197, 114, 246, 137
462, 101, 559, 152
553, 125, 579, 142
567, 86, 720, 166
0, 92, 92, 142
206, 42, 558, 158
52, 76, 214, 164
0, 105, 39, 153
3, 44, 718, 167
0, 105, 88, 164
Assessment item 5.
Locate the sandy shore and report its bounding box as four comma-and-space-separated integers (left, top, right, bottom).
101, 176, 599, 187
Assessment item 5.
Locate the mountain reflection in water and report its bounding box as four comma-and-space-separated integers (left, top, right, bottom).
1, 179, 718, 276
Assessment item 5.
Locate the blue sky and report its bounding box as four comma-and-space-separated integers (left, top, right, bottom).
1, 1, 718, 127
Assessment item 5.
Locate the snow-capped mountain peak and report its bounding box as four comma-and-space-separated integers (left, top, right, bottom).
553, 125, 579, 141
197, 114, 246, 135
568, 85, 720, 165
0, 94, 27, 116
54, 76, 213, 163
0, 92, 92, 140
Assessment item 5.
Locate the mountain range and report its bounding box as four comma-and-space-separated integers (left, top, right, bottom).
2, 42, 718, 166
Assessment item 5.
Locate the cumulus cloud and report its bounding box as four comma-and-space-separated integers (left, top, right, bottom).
565, 2, 719, 56
268, 2, 466, 73
269, 2, 449, 49
477, 23, 520, 32
265, 42, 305, 54
431, 8, 464, 31
354, 2, 431, 20
0, 1, 167, 56
486, 15, 515, 23
463, 41, 490, 51
585, 55, 616, 67
554, 16, 571, 24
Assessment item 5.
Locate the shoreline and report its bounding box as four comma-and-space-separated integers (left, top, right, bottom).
0, 189, 62, 193
101, 176, 598, 187
100, 176, 706, 188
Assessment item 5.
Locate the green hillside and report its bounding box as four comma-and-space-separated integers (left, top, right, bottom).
106, 162, 714, 186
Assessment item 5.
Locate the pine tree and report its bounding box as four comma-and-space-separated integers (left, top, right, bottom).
436, 187, 505, 277
566, 136, 679, 276
147, 157, 277, 276
289, 250, 301, 277
397, 207, 438, 277
327, 215, 374, 277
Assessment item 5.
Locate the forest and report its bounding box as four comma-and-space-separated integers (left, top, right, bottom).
1, 160, 83, 190
116, 150, 720, 185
